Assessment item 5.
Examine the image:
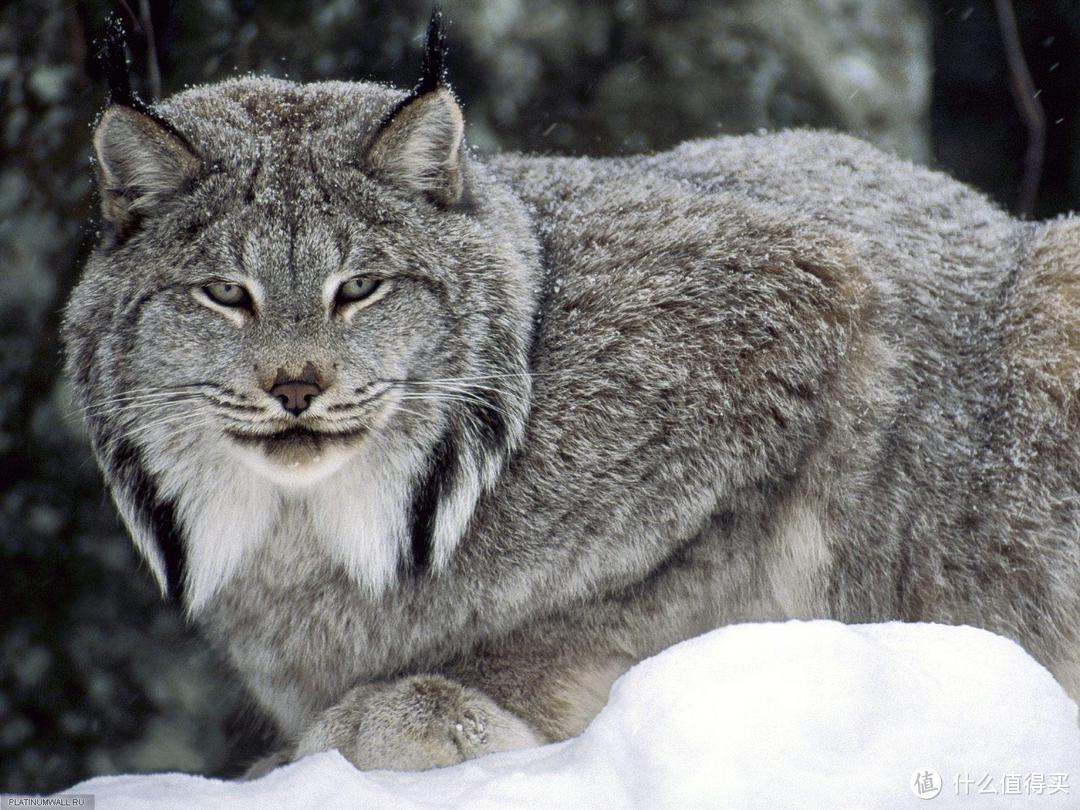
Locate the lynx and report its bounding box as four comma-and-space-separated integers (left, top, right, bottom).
64, 15, 1080, 772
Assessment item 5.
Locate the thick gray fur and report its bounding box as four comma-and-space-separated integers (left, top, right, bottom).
64, 70, 1080, 772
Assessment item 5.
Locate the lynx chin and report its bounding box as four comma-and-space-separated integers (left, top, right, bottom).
64, 14, 1080, 773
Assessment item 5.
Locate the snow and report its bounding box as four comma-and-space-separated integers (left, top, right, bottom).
64, 621, 1079, 809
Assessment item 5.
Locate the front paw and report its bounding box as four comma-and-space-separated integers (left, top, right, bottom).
294, 675, 542, 771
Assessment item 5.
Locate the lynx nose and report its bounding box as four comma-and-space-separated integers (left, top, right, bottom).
267, 363, 324, 416
269, 380, 322, 416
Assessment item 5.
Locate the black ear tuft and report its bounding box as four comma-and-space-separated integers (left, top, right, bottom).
100, 13, 143, 111
417, 8, 449, 95
365, 10, 464, 206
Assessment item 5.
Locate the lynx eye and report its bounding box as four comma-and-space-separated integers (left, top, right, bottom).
202, 282, 253, 310
335, 275, 382, 306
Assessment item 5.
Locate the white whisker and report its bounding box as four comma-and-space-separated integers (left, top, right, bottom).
73, 394, 209, 422
395, 379, 520, 399
396, 391, 517, 422
124, 412, 222, 445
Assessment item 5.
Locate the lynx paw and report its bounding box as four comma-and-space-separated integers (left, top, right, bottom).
294, 675, 542, 771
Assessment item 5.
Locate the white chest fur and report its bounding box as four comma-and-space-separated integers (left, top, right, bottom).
144, 432, 425, 614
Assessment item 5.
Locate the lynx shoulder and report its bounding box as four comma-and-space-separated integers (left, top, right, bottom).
64, 19, 1080, 772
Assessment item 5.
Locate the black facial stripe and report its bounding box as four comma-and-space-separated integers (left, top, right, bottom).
287, 220, 298, 284
526, 250, 553, 375
467, 388, 509, 456
244, 153, 263, 205
407, 430, 458, 574
117, 282, 192, 358
110, 438, 186, 601
116, 289, 157, 358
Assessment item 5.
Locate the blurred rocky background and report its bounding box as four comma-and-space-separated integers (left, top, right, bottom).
3, 0, 1080, 794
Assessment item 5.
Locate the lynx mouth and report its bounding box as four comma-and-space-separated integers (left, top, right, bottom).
224, 426, 371, 484
226, 426, 368, 453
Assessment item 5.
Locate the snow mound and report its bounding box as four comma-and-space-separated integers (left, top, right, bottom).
66, 621, 1080, 809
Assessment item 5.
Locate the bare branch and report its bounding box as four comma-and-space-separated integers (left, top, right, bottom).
993, 0, 1045, 218
139, 0, 162, 100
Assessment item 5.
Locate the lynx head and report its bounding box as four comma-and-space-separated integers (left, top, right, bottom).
63, 14, 540, 612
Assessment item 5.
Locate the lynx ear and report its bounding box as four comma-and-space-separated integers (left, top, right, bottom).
93, 105, 202, 227
365, 11, 464, 206
365, 89, 465, 205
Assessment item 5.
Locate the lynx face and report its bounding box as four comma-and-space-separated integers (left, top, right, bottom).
64, 78, 539, 609
121, 197, 456, 486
